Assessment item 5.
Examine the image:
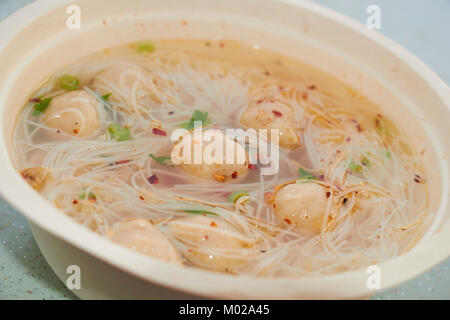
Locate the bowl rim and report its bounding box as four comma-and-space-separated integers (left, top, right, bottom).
0, 0, 449, 299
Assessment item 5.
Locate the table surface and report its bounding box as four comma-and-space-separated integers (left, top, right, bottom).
0, 0, 449, 300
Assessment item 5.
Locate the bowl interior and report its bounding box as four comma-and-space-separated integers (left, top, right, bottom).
0, 0, 448, 299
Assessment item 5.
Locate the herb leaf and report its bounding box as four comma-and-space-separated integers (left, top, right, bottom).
183, 210, 217, 216
349, 162, 363, 173
137, 41, 156, 53
108, 123, 131, 141
298, 168, 317, 180
59, 75, 79, 91
228, 191, 249, 203
149, 153, 171, 165
180, 110, 212, 130
32, 97, 52, 116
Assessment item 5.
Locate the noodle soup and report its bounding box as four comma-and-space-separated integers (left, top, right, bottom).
12, 39, 429, 277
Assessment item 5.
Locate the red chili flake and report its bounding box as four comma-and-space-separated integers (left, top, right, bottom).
272, 110, 282, 117
351, 119, 358, 123
139, 195, 145, 200
168, 111, 174, 115
264, 71, 270, 76
273, 204, 276, 208
115, 159, 130, 166
342, 198, 348, 204
346, 137, 351, 142
56, 130, 61, 134
152, 128, 167, 136
181, 20, 188, 26
203, 235, 208, 240
414, 174, 422, 183
73, 129, 79, 134
318, 174, 325, 181
308, 85, 316, 90
88, 194, 96, 203
219, 42, 225, 48
284, 218, 292, 224
231, 171, 238, 179
356, 124, 362, 132
210, 221, 217, 227
72, 199, 78, 205
326, 192, 331, 198
248, 164, 256, 169
29, 98, 41, 103
147, 174, 160, 185
260, 250, 266, 253
256, 99, 264, 104
302, 92, 308, 100
336, 150, 341, 154
278, 86, 284, 91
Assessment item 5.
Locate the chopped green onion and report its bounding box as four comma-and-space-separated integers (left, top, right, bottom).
78, 188, 96, 201
386, 150, 391, 159
349, 162, 363, 173
137, 41, 156, 53
298, 168, 316, 180
101, 93, 112, 101
108, 123, 131, 141
59, 75, 79, 91
228, 191, 249, 203
183, 210, 217, 216
32, 97, 52, 116
149, 153, 171, 165
180, 110, 212, 130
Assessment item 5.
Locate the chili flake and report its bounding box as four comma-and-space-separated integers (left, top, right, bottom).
272, 110, 282, 117
213, 174, 225, 182
147, 174, 160, 185
152, 128, 167, 136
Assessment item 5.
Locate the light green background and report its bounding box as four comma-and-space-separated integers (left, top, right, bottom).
0, 0, 449, 300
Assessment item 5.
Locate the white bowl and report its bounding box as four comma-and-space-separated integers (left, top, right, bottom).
0, 0, 449, 299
